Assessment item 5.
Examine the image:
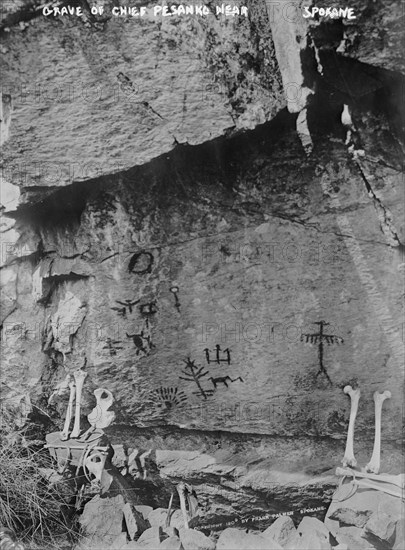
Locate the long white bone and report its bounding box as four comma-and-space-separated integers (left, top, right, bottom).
336, 467, 405, 489
60, 381, 76, 441
366, 390, 391, 474
350, 478, 402, 499
177, 482, 189, 529
70, 369, 87, 439
342, 385, 361, 467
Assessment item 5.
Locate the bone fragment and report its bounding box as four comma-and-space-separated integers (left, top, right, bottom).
177, 482, 189, 529
84, 451, 107, 483
70, 369, 87, 438
165, 492, 174, 528
352, 478, 402, 499
60, 381, 75, 440
88, 388, 115, 429
342, 385, 361, 467
366, 390, 391, 474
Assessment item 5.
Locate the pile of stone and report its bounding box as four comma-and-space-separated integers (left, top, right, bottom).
75, 483, 404, 550
324, 482, 403, 550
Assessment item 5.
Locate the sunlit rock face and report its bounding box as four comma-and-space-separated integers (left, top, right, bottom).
0, 0, 403, 519
0, 0, 283, 190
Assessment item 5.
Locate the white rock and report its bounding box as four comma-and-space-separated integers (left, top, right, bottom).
335, 526, 371, 549
262, 516, 297, 547
364, 511, 396, 543
168, 509, 186, 530
216, 527, 282, 550
80, 494, 125, 537
135, 505, 154, 521
297, 516, 330, 540
0, 179, 20, 212
148, 507, 170, 527
178, 528, 216, 550
159, 536, 183, 550
137, 526, 165, 547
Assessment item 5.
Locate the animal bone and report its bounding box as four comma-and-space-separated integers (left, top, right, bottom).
165, 493, 174, 528
60, 381, 75, 441
70, 369, 87, 438
81, 388, 115, 440
350, 478, 402, 499
335, 467, 405, 489
342, 385, 361, 467
366, 390, 391, 474
84, 451, 107, 483
176, 482, 198, 530
177, 482, 189, 529
88, 388, 115, 429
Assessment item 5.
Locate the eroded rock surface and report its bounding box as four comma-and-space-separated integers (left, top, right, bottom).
1, 0, 403, 524
1, 0, 284, 190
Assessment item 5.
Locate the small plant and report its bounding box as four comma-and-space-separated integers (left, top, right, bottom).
0, 400, 78, 549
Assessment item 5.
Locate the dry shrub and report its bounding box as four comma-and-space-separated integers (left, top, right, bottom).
0, 401, 78, 549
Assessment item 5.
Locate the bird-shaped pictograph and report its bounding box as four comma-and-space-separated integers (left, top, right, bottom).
111, 298, 140, 317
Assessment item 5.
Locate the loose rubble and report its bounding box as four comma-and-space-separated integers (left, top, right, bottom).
75, 480, 404, 550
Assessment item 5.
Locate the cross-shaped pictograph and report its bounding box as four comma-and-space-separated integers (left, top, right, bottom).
300, 321, 344, 384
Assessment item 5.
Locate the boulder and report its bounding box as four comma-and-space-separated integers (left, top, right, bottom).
335, 526, 374, 549
160, 536, 184, 550
262, 516, 297, 548
163, 526, 180, 539
148, 507, 170, 528
112, 444, 128, 469
325, 485, 403, 538
297, 516, 330, 541
135, 505, 154, 521
393, 518, 405, 549
80, 494, 125, 538
289, 532, 331, 550
244, 533, 282, 550
75, 532, 128, 550
178, 528, 216, 550
137, 526, 166, 548
216, 529, 242, 550
168, 509, 186, 530
125, 542, 147, 550
364, 510, 396, 544
288, 517, 332, 550
123, 502, 150, 540
216, 527, 282, 550
329, 507, 372, 528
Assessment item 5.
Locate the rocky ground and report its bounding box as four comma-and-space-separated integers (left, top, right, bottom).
75, 474, 404, 550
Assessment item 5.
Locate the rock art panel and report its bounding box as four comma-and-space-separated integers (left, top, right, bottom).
0, 2, 403, 487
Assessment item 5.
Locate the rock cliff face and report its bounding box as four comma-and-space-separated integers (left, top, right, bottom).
1, 0, 404, 520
